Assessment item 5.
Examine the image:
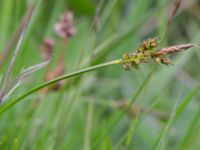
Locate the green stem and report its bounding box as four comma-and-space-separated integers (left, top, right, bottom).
0, 59, 121, 114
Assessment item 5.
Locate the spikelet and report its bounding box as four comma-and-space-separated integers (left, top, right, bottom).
154, 44, 196, 56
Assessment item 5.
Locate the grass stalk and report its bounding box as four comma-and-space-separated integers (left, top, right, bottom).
1, 6, 34, 94
0, 59, 120, 114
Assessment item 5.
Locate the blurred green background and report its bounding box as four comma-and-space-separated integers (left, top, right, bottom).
0, 0, 200, 149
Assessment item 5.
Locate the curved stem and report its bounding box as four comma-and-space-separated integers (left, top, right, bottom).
0, 59, 121, 114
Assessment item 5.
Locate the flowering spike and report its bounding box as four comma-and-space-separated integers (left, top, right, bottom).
121, 37, 195, 70
154, 44, 196, 56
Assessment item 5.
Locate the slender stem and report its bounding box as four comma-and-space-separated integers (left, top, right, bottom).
0, 6, 34, 67
0, 60, 120, 114
1, 6, 34, 93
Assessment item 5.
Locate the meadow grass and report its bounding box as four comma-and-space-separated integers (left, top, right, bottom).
0, 0, 199, 150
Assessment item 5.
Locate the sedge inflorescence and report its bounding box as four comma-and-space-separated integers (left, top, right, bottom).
121, 37, 195, 70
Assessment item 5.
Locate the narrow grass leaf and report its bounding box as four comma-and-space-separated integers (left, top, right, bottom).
176, 83, 200, 117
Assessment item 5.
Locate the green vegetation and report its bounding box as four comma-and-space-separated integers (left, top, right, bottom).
0, 0, 199, 149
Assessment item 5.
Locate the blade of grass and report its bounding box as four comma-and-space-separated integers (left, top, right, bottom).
154, 101, 179, 150
92, 69, 153, 148
1, 6, 34, 95
113, 95, 162, 149
113, 116, 139, 150
177, 105, 200, 149
0, 6, 34, 68
0, 0, 14, 50
96, 0, 118, 43
176, 83, 200, 117
83, 99, 93, 150
100, 120, 112, 150
154, 84, 185, 150
0, 60, 119, 115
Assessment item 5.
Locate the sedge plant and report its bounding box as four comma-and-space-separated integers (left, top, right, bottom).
0, 37, 196, 114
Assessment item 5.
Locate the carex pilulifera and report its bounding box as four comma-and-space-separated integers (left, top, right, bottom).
120, 37, 196, 70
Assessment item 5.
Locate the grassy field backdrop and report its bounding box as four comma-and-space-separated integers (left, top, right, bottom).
0, 0, 200, 149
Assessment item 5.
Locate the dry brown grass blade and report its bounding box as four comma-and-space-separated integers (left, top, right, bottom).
162, 0, 182, 41
168, 0, 182, 25
140, 0, 196, 37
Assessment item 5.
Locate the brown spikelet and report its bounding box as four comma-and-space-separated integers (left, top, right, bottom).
162, 0, 182, 41
154, 44, 196, 56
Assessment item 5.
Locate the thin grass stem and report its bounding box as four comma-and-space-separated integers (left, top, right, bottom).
0, 59, 120, 114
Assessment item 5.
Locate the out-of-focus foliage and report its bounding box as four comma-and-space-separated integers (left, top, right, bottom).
0, 0, 200, 149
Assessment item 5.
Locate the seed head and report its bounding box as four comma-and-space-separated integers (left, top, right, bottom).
121, 37, 196, 70
54, 11, 76, 39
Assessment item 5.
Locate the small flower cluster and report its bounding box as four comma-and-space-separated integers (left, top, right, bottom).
41, 11, 76, 61
122, 37, 158, 70
137, 37, 158, 52
54, 11, 76, 39
121, 37, 195, 70
40, 10, 76, 93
